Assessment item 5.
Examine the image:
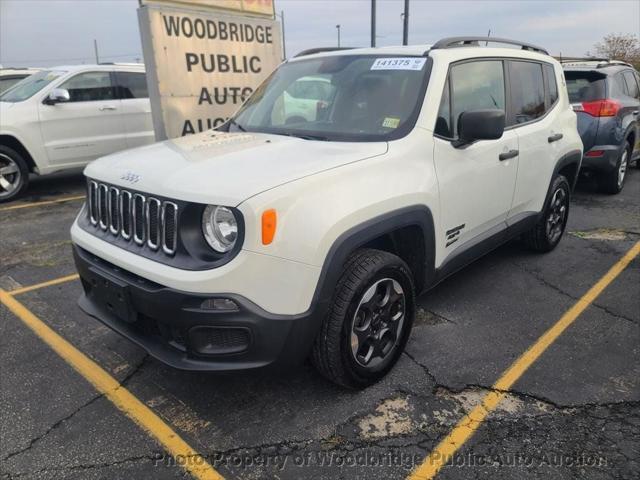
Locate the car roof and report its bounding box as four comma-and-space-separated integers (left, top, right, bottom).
562, 60, 636, 74
0, 67, 40, 75
289, 43, 553, 64
290, 44, 432, 61
44, 63, 145, 73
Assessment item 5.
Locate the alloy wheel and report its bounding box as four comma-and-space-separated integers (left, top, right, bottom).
545, 187, 567, 244
350, 278, 405, 369
0, 153, 22, 200
618, 149, 628, 188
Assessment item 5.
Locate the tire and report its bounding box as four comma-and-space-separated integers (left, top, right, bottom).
311, 249, 415, 389
0, 145, 29, 203
523, 174, 570, 253
599, 142, 630, 194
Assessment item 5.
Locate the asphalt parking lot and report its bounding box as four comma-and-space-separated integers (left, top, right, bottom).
1, 169, 639, 480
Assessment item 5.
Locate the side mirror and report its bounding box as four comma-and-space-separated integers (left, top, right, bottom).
455, 109, 505, 147
45, 88, 70, 105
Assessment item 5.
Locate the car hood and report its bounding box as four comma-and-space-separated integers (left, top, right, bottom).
84, 131, 388, 206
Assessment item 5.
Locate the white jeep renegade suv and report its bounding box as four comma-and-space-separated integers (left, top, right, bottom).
70, 38, 582, 388
0, 64, 153, 201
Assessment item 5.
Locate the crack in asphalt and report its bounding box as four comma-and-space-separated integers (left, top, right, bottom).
513, 261, 639, 327
403, 349, 639, 411
0, 453, 162, 480
1, 354, 149, 464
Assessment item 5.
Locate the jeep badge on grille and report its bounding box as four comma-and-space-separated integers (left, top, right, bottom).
120, 171, 141, 184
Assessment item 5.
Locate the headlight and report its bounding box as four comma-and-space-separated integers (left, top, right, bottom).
202, 205, 238, 253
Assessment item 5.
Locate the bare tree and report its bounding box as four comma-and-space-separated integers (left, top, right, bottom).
587, 33, 640, 69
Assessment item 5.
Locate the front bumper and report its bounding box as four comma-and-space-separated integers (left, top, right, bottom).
73, 246, 319, 371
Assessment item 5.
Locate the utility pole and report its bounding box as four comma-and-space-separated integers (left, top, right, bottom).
336, 24, 341, 48
370, 0, 376, 47
486, 29, 491, 46
94, 39, 100, 64
402, 0, 409, 45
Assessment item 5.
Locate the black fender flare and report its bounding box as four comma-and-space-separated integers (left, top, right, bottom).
622, 122, 637, 151
309, 205, 436, 313
552, 149, 582, 191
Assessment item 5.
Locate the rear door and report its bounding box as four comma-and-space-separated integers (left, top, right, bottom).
38, 70, 125, 166
508, 60, 560, 218
113, 71, 155, 148
433, 59, 519, 252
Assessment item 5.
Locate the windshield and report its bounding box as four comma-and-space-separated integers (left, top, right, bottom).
228, 55, 430, 141
0, 70, 65, 102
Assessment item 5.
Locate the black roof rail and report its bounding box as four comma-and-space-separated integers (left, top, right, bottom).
430, 36, 549, 55
294, 47, 356, 58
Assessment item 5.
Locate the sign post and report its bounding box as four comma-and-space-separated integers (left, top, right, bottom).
138, 0, 282, 140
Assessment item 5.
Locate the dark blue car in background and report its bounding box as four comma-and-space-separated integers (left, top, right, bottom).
563, 60, 640, 194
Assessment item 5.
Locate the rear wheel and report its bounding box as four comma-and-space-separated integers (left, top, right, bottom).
0, 146, 29, 203
311, 249, 415, 389
599, 142, 630, 194
524, 174, 570, 252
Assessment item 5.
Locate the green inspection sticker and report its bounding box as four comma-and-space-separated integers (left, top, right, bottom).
382, 117, 401, 129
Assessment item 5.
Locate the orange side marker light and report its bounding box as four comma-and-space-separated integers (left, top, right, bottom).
262, 209, 277, 245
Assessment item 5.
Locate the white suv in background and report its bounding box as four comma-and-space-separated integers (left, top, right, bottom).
71, 38, 583, 388
0, 67, 40, 94
0, 63, 154, 202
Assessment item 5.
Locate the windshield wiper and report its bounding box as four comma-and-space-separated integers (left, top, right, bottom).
227, 118, 247, 132
276, 132, 330, 141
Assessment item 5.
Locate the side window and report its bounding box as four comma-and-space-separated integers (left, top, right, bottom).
434, 78, 451, 137
59, 71, 115, 102
611, 73, 629, 97
115, 72, 148, 99
510, 61, 545, 124
448, 60, 505, 138
544, 64, 558, 105
622, 71, 640, 99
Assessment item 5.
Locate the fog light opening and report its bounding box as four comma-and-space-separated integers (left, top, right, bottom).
200, 298, 239, 311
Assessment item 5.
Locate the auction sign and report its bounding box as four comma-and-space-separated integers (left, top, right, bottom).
138, 0, 282, 140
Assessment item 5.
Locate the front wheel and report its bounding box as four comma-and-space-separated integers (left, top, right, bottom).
523, 174, 570, 252
311, 249, 415, 389
0, 146, 29, 203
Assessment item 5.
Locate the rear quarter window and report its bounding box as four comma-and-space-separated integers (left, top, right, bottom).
564, 71, 606, 103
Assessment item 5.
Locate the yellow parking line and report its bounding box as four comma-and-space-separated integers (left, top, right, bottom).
0, 195, 85, 212
0, 290, 224, 480
8, 274, 80, 296
408, 240, 640, 480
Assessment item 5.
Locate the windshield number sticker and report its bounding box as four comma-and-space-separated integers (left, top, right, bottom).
371, 58, 426, 71
382, 117, 400, 129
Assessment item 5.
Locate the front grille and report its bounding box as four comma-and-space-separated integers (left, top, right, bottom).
88, 181, 179, 256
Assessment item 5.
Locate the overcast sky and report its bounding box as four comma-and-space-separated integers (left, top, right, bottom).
1, 0, 638, 67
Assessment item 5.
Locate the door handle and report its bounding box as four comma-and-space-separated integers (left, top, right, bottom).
499, 149, 519, 161
633, 110, 639, 116
99, 106, 117, 111
548, 133, 563, 143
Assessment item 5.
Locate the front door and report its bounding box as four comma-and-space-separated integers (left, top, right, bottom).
433, 59, 519, 256
38, 71, 125, 167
